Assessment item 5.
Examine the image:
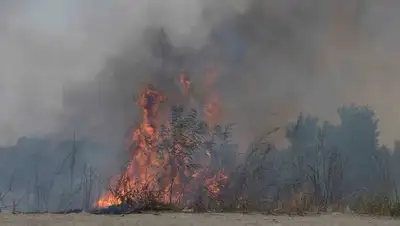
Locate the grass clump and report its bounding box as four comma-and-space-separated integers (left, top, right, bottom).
355, 195, 400, 217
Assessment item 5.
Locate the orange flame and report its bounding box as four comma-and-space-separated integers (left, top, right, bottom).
204, 65, 222, 125
205, 169, 229, 197
97, 69, 228, 208
97, 85, 167, 207
179, 71, 191, 96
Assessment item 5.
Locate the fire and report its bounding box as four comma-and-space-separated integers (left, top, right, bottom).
204, 64, 222, 125
97, 69, 228, 208
97, 193, 120, 208
179, 71, 191, 96
97, 85, 167, 207
205, 169, 229, 197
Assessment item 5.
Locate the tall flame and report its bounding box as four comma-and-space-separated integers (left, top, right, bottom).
97, 70, 228, 208
204, 64, 222, 125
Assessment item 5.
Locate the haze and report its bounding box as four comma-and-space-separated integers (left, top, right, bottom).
1, 0, 400, 148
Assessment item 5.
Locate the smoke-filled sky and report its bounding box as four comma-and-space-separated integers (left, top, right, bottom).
1, 0, 400, 148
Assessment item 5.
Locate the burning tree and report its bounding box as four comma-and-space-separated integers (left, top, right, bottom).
97, 82, 229, 210
157, 105, 209, 204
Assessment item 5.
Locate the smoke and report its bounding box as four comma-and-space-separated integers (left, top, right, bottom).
0, 0, 218, 145
1, 0, 400, 148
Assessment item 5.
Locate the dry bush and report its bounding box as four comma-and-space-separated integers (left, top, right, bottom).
355, 195, 400, 217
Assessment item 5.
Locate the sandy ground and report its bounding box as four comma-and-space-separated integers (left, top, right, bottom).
0, 213, 398, 226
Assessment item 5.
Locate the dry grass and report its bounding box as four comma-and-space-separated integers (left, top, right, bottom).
354, 196, 400, 217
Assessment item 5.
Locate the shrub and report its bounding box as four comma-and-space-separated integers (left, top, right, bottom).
355, 195, 400, 217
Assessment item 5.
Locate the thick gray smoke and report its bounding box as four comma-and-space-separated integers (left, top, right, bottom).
1, 0, 400, 146
0, 0, 231, 145
2, 0, 400, 213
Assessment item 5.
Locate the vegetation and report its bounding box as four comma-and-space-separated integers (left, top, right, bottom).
1, 104, 400, 217
93, 104, 400, 217
353, 195, 400, 217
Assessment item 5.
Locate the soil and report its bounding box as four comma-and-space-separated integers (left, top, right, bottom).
0, 213, 398, 226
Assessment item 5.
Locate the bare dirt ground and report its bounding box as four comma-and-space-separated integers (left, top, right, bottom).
0, 213, 398, 226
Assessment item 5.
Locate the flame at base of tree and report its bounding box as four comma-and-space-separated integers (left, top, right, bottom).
96, 78, 228, 208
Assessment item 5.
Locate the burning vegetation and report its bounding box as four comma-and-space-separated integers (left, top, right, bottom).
96, 70, 231, 211
3, 1, 400, 217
